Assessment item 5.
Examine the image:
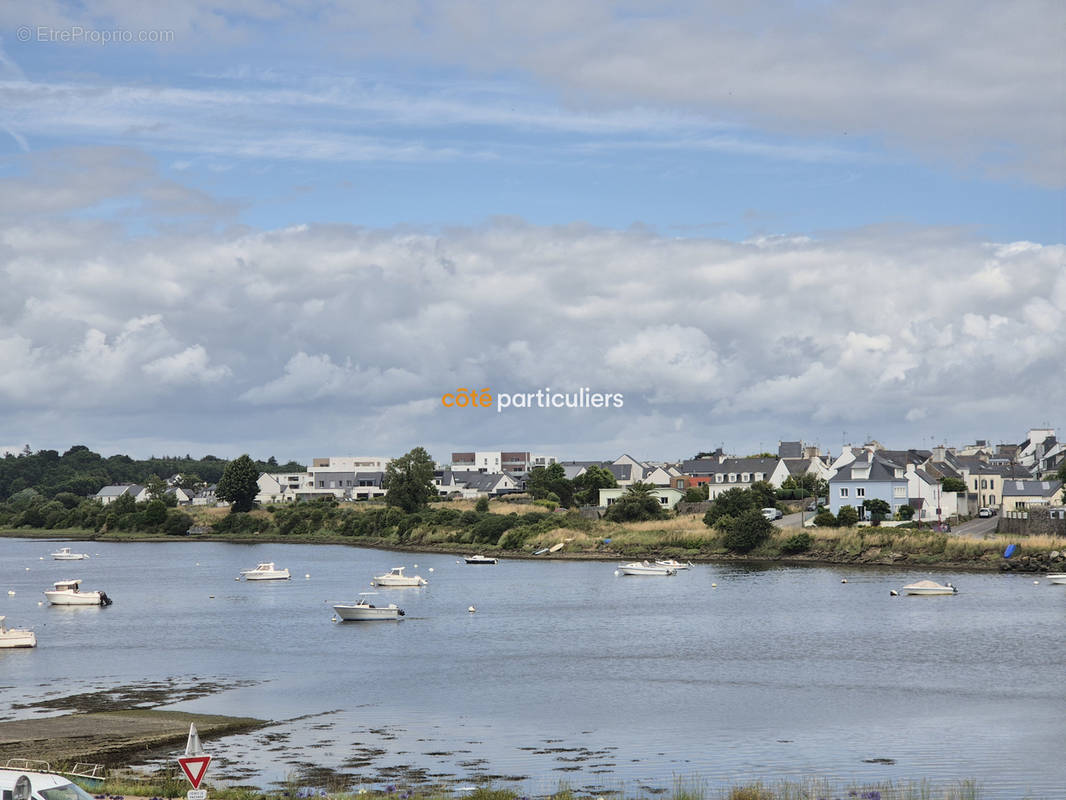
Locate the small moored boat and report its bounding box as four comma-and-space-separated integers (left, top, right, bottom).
1044, 573, 1066, 585
464, 555, 498, 565
655, 559, 693, 570
902, 579, 957, 595
0, 616, 37, 648
617, 561, 677, 576
44, 579, 112, 606
51, 547, 89, 560
532, 547, 550, 555
372, 566, 428, 587
333, 593, 405, 621
240, 562, 290, 581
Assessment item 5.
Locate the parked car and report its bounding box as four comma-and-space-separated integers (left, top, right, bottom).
978, 507, 994, 518
761, 507, 783, 520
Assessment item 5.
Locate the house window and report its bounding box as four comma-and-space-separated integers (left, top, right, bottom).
741, 473, 750, 482
728, 473, 736, 482
716, 474, 724, 483
894, 487, 906, 498
659, 497, 668, 504
989, 479, 995, 489
974, 479, 978, 490
989, 494, 995, 504
856, 488, 866, 497
755, 473, 763, 481
319, 480, 325, 488
981, 479, 987, 489
840, 487, 849, 497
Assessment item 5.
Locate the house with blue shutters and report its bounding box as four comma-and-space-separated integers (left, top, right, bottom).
829, 451, 909, 519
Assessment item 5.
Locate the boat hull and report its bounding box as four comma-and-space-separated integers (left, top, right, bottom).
903, 587, 956, 595
333, 604, 404, 620
53, 554, 88, 560
372, 577, 426, 586
617, 564, 677, 576
244, 572, 290, 580
44, 591, 107, 605
0, 631, 36, 648
464, 557, 498, 565
1044, 573, 1066, 585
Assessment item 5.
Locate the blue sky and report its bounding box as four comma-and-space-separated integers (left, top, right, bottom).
0, 2, 1063, 462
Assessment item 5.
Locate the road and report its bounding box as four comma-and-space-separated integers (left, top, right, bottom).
952, 514, 1000, 538
774, 511, 807, 529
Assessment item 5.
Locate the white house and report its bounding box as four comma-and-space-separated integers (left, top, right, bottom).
93, 484, 143, 505
905, 463, 964, 521
678, 456, 791, 500
598, 486, 685, 510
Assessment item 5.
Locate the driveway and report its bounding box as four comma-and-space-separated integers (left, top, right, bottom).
952, 515, 1000, 538
774, 511, 807, 529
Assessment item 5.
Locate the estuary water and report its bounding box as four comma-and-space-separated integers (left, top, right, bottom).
1, 538, 1063, 798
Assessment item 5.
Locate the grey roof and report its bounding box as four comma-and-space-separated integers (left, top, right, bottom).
95, 484, 144, 498
783, 458, 816, 476
450, 471, 511, 492
831, 454, 905, 483
912, 468, 938, 485
1002, 480, 1063, 498
878, 449, 931, 466
778, 441, 803, 459
680, 457, 779, 476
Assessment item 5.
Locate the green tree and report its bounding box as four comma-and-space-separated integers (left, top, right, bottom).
837, 504, 860, 527
603, 482, 665, 522
475, 497, 490, 514
722, 508, 773, 553
813, 510, 838, 527
864, 498, 891, 525
527, 463, 575, 507
940, 477, 967, 493
573, 464, 617, 506
897, 504, 915, 520
683, 486, 707, 503
383, 447, 437, 513
145, 474, 169, 501
216, 454, 261, 513
1055, 461, 1066, 486
703, 487, 755, 525
142, 499, 168, 526
749, 480, 778, 509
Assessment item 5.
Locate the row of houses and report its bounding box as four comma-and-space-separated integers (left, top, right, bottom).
89, 427, 1064, 518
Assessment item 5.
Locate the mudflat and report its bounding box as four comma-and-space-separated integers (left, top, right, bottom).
0, 710, 264, 765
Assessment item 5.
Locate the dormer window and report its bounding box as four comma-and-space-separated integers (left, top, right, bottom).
728, 473, 737, 482
741, 473, 750, 482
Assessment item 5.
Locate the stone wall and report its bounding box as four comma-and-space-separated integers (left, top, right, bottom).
997, 507, 1066, 536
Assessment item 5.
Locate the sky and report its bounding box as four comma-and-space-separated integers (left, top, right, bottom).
0, 1, 1064, 464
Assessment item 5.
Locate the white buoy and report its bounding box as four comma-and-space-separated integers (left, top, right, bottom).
235, 577, 240, 581
25, 567, 30, 570
7, 591, 14, 595
413, 564, 418, 568
468, 606, 476, 613
428, 567, 434, 572
711, 582, 717, 587
305, 574, 311, 579
37, 601, 43, 605
196, 562, 200, 566
1034, 580, 1039, 585
39, 557, 43, 560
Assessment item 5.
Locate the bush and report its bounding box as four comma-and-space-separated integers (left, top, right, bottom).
722, 509, 773, 553
475, 497, 490, 513
897, 504, 915, 520
534, 499, 557, 511
163, 510, 195, 536
780, 532, 812, 554
460, 510, 480, 526
837, 505, 860, 527
704, 487, 755, 524
470, 513, 515, 543
212, 512, 270, 535
813, 510, 838, 527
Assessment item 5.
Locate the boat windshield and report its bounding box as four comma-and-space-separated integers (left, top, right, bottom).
39, 783, 97, 800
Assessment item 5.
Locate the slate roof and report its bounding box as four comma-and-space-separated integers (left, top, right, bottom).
450, 471, 512, 492
95, 484, 143, 498
831, 453, 905, 483
680, 457, 780, 476
1002, 480, 1063, 498
778, 441, 803, 459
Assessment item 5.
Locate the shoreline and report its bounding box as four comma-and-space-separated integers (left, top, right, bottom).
1, 526, 1053, 574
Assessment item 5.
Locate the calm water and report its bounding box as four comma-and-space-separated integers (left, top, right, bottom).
1, 538, 1063, 798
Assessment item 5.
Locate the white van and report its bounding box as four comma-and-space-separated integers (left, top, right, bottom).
0, 768, 97, 800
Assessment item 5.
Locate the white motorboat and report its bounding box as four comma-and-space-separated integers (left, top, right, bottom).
51, 547, 89, 560
0, 616, 37, 648
372, 567, 428, 587
1044, 573, 1066, 585
240, 562, 290, 581
617, 561, 677, 576
333, 593, 405, 621
902, 579, 957, 595
655, 559, 693, 570
464, 555, 498, 565
44, 579, 112, 606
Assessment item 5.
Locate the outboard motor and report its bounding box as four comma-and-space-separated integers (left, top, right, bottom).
398, 609, 405, 616
99, 592, 113, 606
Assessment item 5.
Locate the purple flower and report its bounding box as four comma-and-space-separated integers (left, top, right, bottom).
385, 785, 396, 794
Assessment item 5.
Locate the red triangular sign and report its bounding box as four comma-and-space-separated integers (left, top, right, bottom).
178, 755, 211, 788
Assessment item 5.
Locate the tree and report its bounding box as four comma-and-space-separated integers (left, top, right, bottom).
683, 486, 707, 503
864, 498, 891, 525
897, 504, 915, 520
475, 497, 490, 514
703, 487, 755, 525
216, 454, 260, 513
722, 508, 773, 553
603, 482, 665, 522
837, 504, 860, 527
1055, 461, 1066, 487
527, 463, 575, 507
940, 477, 967, 494
573, 464, 617, 506
749, 480, 778, 510
145, 474, 169, 501
383, 447, 436, 513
